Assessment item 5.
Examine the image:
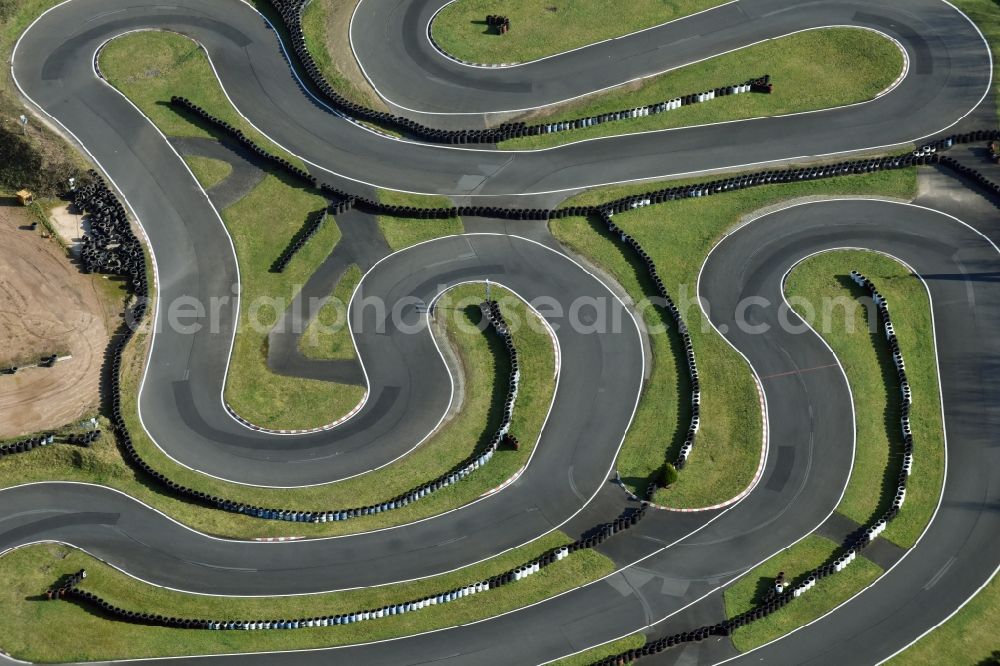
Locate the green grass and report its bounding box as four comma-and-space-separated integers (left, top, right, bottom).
298, 0, 384, 109
299, 264, 362, 360
377, 188, 457, 211
375, 190, 464, 250
183, 155, 232, 189
378, 216, 465, 250
549, 169, 917, 508
98, 31, 305, 170
220, 174, 365, 430
0, 536, 614, 662
888, 571, 1000, 666
0, 283, 556, 539
722, 249, 944, 652
502, 28, 903, 150
725, 535, 883, 652
785, 251, 944, 548
550, 634, 646, 665
431, 0, 726, 65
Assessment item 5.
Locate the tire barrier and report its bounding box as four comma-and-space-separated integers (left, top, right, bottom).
850, 271, 913, 507
270, 207, 328, 273
65, 430, 102, 447
0, 433, 55, 458
934, 152, 1000, 196
169, 97, 319, 189
584, 271, 917, 665
45, 569, 86, 600
989, 140, 1000, 164
485, 15, 510, 35
1, 353, 62, 374
171, 98, 1000, 226
46, 505, 648, 630
508, 75, 770, 139
596, 209, 700, 475
265, 0, 768, 143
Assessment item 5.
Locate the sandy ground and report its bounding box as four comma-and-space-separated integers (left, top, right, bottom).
0, 202, 114, 439
48, 203, 87, 255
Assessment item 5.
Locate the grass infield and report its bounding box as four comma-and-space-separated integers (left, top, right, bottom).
785, 250, 944, 548
99, 31, 306, 170
550, 634, 646, 665
501, 28, 903, 150
887, 570, 1000, 665
550, 168, 917, 509
431, 0, 726, 65
299, 264, 363, 361
182, 155, 232, 189
722, 249, 944, 651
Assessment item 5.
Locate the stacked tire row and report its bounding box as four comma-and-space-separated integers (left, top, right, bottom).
47, 506, 647, 630
585, 273, 917, 665
0, 433, 55, 458
850, 271, 912, 517
45, 569, 86, 600
168, 98, 555, 220
170, 97, 319, 189
270, 208, 327, 273
66, 430, 102, 447
520, 75, 771, 138
597, 209, 700, 474
267, 0, 525, 145
935, 152, 1000, 195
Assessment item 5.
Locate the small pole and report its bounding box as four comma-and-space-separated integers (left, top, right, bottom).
485, 278, 491, 302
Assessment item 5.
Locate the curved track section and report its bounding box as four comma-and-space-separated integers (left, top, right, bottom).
2, 0, 998, 664
13, 0, 991, 197
698, 200, 1000, 665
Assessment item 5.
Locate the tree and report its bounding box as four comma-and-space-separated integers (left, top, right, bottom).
662, 463, 679, 487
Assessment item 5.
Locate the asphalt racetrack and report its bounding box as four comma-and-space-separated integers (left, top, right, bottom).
2, 0, 999, 664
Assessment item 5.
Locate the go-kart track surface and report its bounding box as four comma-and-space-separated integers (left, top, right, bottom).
2, 0, 998, 664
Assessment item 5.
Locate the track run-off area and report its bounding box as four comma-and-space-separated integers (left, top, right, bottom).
1, 0, 999, 664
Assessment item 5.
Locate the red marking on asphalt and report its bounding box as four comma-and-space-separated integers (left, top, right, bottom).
761, 363, 839, 380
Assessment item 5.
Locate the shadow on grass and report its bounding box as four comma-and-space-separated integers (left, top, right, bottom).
575, 212, 691, 495
461, 303, 511, 465
833, 274, 906, 534
975, 649, 1000, 665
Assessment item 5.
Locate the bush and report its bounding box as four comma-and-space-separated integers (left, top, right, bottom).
0, 0, 14, 23
0, 124, 77, 196
662, 463, 679, 487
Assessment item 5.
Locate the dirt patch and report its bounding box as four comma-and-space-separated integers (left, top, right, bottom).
48, 203, 85, 253
312, 0, 388, 111
0, 202, 118, 438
